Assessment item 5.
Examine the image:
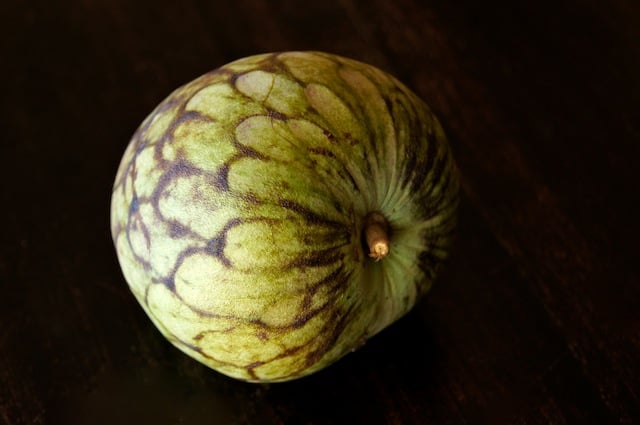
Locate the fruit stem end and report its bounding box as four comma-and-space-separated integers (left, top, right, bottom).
364, 212, 390, 261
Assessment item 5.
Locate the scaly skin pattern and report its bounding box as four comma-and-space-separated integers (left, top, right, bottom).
110, 51, 459, 382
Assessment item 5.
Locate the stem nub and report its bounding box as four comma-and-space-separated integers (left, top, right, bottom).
364, 212, 390, 261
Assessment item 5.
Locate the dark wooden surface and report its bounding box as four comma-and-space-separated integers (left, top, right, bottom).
2, 0, 639, 424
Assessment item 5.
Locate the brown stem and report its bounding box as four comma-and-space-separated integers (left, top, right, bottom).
364, 212, 390, 261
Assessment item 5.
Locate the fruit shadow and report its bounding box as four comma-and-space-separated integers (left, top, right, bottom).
255, 304, 446, 423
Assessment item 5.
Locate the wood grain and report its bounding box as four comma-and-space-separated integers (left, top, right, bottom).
1, 0, 638, 423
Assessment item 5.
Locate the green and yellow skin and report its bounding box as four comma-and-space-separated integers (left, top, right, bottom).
110, 51, 458, 382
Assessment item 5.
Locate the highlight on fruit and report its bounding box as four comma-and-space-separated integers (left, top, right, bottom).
110, 51, 459, 382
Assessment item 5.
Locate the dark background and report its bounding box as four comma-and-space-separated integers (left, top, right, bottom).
1, 0, 639, 424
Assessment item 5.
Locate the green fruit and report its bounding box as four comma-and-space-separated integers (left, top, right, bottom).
110, 51, 459, 382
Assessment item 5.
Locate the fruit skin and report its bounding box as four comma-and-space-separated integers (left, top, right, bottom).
110, 51, 459, 382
